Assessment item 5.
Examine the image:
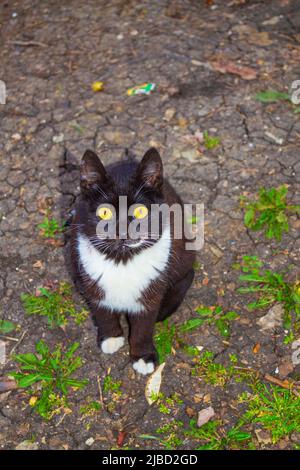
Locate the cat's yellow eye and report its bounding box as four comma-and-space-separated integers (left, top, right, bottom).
133, 205, 148, 219
97, 207, 113, 220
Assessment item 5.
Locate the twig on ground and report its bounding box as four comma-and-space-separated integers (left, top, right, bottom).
0, 335, 18, 342
9, 40, 48, 48
9, 329, 28, 357
97, 375, 104, 406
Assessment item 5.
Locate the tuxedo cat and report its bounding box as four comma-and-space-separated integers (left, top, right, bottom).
70, 148, 195, 375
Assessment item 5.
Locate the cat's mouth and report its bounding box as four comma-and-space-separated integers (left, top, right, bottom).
89, 235, 157, 259
123, 239, 145, 249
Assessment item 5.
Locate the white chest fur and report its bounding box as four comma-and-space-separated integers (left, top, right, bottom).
77, 228, 171, 313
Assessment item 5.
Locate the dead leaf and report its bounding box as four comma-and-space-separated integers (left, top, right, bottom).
254, 429, 272, 445
210, 58, 257, 80
164, 108, 176, 122
248, 31, 273, 47
203, 393, 211, 403
37, 197, 53, 214
197, 406, 215, 427
29, 396, 38, 406
178, 117, 188, 128
145, 362, 165, 405
15, 440, 39, 450
193, 394, 204, 403
186, 406, 196, 417
33, 260, 43, 269
47, 238, 65, 247
278, 357, 294, 378
117, 431, 127, 447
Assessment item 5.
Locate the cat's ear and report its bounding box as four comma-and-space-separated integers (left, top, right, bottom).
136, 148, 163, 189
80, 149, 108, 193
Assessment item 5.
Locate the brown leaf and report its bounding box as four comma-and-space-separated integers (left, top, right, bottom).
186, 406, 196, 417
47, 238, 65, 247
248, 31, 273, 47
33, 260, 43, 269
210, 59, 257, 80
178, 117, 188, 128
278, 357, 294, 379
117, 431, 127, 448
255, 429, 272, 445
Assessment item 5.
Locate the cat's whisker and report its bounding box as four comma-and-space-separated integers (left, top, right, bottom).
95, 186, 108, 200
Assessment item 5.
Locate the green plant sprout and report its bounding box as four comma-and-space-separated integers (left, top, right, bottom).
103, 374, 122, 396
37, 210, 65, 239
184, 419, 251, 450
79, 400, 102, 417
180, 305, 239, 338
241, 185, 300, 241
11, 340, 88, 419
21, 282, 88, 328
0, 319, 16, 334
255, 89, 300, 113
203, 131, 220, 150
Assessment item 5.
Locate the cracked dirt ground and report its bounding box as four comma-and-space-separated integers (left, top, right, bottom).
0, 0, 300, 450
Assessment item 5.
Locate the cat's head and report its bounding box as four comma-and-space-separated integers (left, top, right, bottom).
77, 148, 167, 262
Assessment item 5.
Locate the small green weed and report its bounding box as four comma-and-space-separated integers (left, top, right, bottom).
241, 185, 299, 241
0, 319, 16, 334
203, 131, 220, 150
236, 256, 300, 339
192, 350, 256, 387
184, 419, 252, 450
11, 340, 88, 419
140, 420, 184, 450
103, 374, 122, 396
79, 400, 102, 417
38, 211, 65, 239
151, 392, 183, 415
241, 383, 300, 443
180, 305, 239, 338
255, 89, 300, 113
255, 90, 290, 103
71, 122, 85, 134
21, 282, 88, 328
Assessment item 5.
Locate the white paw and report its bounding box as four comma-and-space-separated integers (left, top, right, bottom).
132, 358, 155, 375
101, 336, 125, 354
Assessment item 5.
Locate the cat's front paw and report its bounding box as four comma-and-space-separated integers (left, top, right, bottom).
101, 336, 125, 354
132, 358, 155, 375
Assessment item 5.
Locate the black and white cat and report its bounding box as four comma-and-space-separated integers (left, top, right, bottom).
70, 148, 195, 374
